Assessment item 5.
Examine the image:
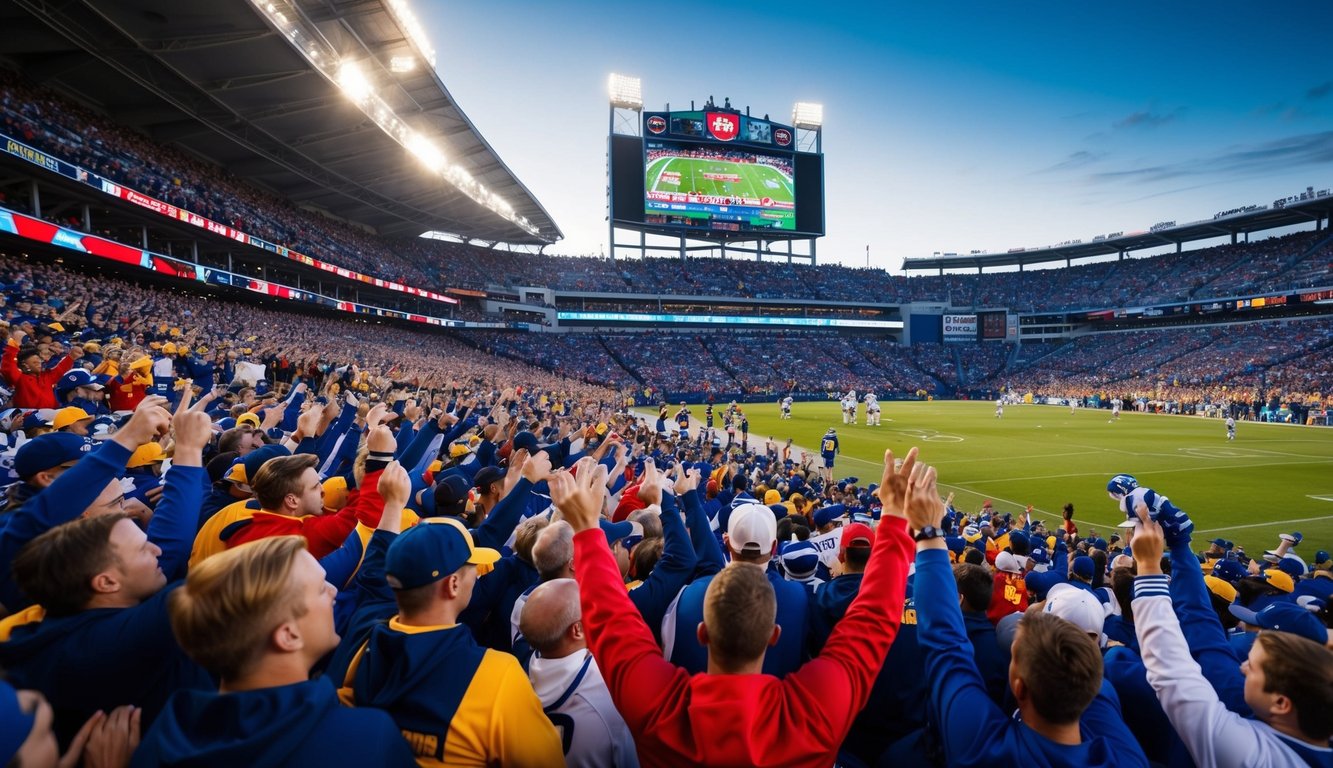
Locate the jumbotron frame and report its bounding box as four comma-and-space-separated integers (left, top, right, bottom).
607, 87, 823, 265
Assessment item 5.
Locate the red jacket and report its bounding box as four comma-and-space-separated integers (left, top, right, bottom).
573, 516, 913, 768
987, 571, 1028, 624
1, 341, 71, 409
107, 374, 151, 411
225, 470, 384, 559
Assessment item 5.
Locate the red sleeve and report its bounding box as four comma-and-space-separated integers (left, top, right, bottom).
346, 469, 385, 528
298, 506, 360, 558
783, 516, 912, 737
49, 354, 73, 379
1, 342, 20, 386
573, 528, 692, 733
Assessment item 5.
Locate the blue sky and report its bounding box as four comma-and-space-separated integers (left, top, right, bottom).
418, 1, 1333, 272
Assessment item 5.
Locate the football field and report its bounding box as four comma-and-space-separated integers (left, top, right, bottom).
646, 156, 794, 204
738, 401, 1333, 556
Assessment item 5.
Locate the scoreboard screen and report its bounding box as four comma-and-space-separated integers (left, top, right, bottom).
609, 107, 824, 238
644, 140, 795, 233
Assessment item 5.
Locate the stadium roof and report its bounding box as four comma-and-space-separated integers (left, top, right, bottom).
903, 193, 1333, 273
0, 0, 561, 244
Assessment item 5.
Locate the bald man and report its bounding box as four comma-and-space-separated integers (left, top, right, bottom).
520, 578, 638, 768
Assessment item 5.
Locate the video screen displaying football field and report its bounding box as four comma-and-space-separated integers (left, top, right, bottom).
645, 148, 795, 231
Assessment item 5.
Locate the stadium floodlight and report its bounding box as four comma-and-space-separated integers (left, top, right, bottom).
389, 56, 416, 73
792, 102, 824, 129
337, 60, 372, 102
386, 0, 437, 68
405, 132, 445, 173
608, 73, 643, 109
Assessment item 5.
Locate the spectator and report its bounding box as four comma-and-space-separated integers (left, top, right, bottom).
519, 577, 639, 768
133, 536, 416, 767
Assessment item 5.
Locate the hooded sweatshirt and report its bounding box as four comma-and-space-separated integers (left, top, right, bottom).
340, 617, 562, 767
130, 677, 414, 768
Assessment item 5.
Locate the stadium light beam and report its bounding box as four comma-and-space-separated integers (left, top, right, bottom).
792, 102, 824, 129
389, 56, 416, 73
608, 73, 643, 109
337, 61, 372, 102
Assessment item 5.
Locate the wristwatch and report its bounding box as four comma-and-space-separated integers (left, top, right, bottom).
914, 526, 944, 542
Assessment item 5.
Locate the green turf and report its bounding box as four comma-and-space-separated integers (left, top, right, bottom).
740, 400, 1333, 556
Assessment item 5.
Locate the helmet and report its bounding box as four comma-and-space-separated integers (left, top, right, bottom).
1106, 474, 1138, 497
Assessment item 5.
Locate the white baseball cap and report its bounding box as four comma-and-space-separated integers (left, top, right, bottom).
727, 503, 777, 557
1044, 582, 1107, 638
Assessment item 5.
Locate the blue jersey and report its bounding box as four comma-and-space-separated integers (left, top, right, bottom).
820, 434, 839, 459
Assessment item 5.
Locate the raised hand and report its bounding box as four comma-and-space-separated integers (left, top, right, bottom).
112, 395, 172, 451
674, 465, 701, 496
874, 447, 919, 519
549, 457, 608, 533
1130, 502, 1166, 574
377, 460, 411, 519
637, 458, 662, 506
904, 463, 945, 531
521, 449, 553, 483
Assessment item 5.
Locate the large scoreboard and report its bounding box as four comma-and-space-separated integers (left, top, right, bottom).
610, 108, 824, 239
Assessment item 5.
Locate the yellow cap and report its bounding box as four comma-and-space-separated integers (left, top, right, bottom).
1203, 575, 1238, 604
52, 407, 93, 430
48, 322, 65, 333
322, 476, 349, 511
236, 413, 261, 429
449, 442, 470, 458
127, 442, 166, 468
162, 342, 178, 355
82, 342, 101, 353
129, 356, 153, 372
763, 489, 781, 505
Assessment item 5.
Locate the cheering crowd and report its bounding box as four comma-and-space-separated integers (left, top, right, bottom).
0, 251, 1330, 767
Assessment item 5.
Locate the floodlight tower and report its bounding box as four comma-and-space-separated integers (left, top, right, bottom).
792, 101, 823, 153
607, 73, 642, 259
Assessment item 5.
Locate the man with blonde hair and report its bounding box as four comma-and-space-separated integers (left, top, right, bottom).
133, 535, 414, 767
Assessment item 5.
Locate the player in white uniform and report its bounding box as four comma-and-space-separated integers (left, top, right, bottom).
780, 395, 793, 419
995, 398, 1004, 419
1225, 415, 1236, 441
864, 391, 880, 425
1109, 397, 1122, 423
1069, 398, 1079, 415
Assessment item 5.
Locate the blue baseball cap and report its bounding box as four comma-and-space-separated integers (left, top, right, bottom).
1029, 545, 1050, 565
600, 518, 644, 550
1106, 474, 1138, 497
55, 368, 102, 395
1229, 601, 1328, 645
813, 504, 846, 528
780, 540, 821, 579
240, 444, 291, 486
14, 432, 94, 479
1071, 555, 1096, 581
1212, 559, 1248, 585
1275, 557, 1306, 578
384, 518, 499, 590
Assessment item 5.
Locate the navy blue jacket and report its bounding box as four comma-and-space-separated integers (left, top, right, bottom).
131, 678, 414, 768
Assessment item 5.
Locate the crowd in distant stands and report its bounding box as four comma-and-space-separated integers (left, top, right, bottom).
3, 72, 1331, 317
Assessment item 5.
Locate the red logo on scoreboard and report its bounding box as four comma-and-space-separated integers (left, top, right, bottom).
774, 128, 792, 146
646, 115, 666, 134
706, 112, 739, 142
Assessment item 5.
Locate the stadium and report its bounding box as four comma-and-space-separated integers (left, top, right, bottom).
0, 1, 1329, 767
